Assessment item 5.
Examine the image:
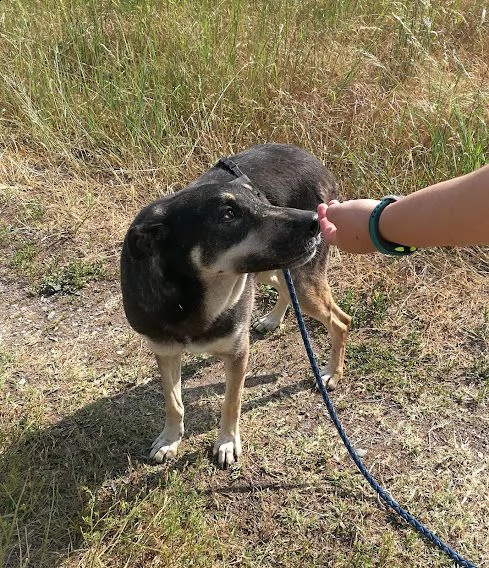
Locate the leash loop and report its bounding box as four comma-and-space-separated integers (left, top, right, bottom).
283, 268, 478, 568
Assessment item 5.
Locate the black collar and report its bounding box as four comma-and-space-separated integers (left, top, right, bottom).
214, 157, 246, 178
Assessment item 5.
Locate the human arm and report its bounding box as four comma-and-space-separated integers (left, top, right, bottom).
318, 164, 489, 253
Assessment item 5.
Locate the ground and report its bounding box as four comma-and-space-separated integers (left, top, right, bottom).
0, 158, 487, 567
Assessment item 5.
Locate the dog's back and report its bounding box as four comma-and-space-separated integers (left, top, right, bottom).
189, 143, 338, 210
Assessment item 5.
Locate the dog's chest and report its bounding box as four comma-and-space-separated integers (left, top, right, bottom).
201, 273, 249, 325
145, 273, 254, 357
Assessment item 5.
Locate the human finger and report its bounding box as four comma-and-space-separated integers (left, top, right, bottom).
317, 203, 338, 245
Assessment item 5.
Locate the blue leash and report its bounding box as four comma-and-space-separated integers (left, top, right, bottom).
283, 268, 478, 568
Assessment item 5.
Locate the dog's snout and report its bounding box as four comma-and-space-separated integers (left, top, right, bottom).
310, 213, 320, 237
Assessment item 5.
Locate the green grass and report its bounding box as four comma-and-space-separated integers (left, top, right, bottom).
0, 1, 488, 567
10, 243, 38, 272
338, 282, 393, 330
78, 470, 223, 567
39, 258, 108, 296
1, 0, 487, 184
0, 350, 14, 390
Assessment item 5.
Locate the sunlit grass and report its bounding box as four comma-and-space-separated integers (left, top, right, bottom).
1, 0, 487, 187
0, 1, 488, 567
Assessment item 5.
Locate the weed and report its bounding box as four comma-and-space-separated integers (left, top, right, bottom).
466, 307, 489, 346
347, 339, 399, 377
466, 354, 489, 385
258, 284, 278, 302
0, 349, 14, 388
10, 242, 38, 272
0, 226, 10, 245
338, 283, 390, 330
39, 258, 107, 296
21, 200, 46, 223
77, 473, 222, 567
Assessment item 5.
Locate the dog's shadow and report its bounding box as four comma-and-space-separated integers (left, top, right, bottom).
0, 361, 312, 567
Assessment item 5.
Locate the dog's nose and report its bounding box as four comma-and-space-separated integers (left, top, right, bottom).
310, 213, 320, 237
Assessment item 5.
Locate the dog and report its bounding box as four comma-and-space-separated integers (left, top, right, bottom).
120, 143, 351, 468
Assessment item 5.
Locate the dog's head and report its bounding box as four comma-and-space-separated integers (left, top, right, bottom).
124, 176, 321, 275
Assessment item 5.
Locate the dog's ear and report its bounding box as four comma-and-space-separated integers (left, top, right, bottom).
229, 174, 268, 202
126, 222, 164, 260
228, 174, 252, 187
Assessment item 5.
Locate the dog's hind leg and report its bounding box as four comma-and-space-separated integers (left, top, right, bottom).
253, 270, 289, 333
213, 341, 249, 468
293, 275, 351, 391
150, 353, 185, 462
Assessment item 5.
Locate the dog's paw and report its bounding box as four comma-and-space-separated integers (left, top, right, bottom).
150, 430, 182, 463
252, 313, 281, 334
320, 367, 340, 391
213, 434, 242, 468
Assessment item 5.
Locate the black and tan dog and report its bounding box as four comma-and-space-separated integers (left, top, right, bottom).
120, 143, 350, 467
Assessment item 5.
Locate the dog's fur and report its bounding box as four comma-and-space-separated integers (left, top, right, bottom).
120, 143, 350, 467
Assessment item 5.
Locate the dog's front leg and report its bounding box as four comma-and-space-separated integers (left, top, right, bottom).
214, 345, 249, 468
150, 353, 184, 462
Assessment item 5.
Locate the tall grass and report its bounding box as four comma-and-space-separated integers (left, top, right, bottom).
1, 0, 487, 193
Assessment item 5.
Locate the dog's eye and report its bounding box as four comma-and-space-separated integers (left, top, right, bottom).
220, 207, 236, 223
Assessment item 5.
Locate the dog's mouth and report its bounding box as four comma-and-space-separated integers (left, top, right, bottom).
278, 234, 321, 268
308, 233, 321, 251
225, 233, 321, 274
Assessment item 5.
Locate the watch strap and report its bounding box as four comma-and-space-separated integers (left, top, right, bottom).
369, 196, 417, 256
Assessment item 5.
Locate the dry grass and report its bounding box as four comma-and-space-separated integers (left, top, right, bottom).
1, 1, 488, 567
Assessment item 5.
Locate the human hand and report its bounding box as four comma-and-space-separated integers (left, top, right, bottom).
317, 199, 381, 254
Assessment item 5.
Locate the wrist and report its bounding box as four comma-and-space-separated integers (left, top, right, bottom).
378, 200, 395, 242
